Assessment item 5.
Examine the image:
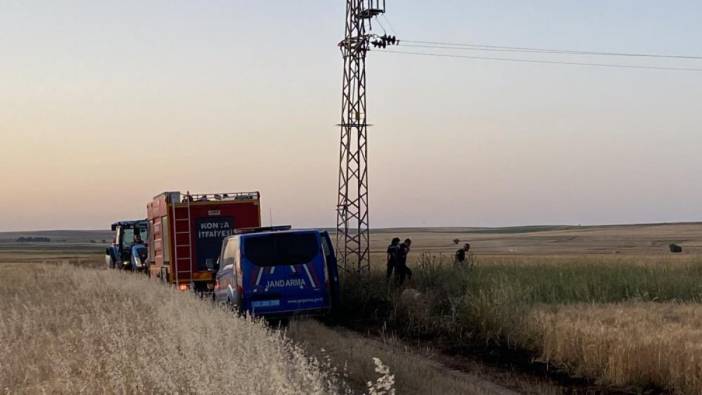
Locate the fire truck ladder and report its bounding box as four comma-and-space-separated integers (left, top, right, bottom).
172, 197, 193, 288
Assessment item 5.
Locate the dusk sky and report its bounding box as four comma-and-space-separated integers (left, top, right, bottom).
1, 1, 701, 231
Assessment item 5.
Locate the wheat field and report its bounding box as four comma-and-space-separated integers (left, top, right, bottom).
529, 302, 702, 394
340, 253, 702, 394
0, 263, 343, 394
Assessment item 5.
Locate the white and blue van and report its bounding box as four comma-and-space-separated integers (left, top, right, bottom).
212, 227, 340, 317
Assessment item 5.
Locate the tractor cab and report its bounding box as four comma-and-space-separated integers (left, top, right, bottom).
106, 220, 149, 272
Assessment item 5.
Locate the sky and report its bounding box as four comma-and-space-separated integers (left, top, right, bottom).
1, 1, 701, 231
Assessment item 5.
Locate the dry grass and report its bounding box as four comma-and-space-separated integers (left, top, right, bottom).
529, 303, 702, 394
0, 263, 342, 394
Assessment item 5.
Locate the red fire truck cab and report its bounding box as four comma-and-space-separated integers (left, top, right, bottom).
147, 191, 261, 292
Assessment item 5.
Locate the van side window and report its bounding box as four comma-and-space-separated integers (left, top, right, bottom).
233, 238, 241, 271
223, 238, 237, 268
321, 236, 333, 261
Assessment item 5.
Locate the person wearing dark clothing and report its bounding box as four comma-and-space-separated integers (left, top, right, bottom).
396, 238, 412, 285
386, 237, 401, 282
455, 243, 471, 264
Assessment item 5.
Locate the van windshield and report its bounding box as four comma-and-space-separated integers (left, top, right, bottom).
243, 232, 319, 267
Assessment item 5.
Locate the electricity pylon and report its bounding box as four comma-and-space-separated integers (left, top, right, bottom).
336, 0, 397, 274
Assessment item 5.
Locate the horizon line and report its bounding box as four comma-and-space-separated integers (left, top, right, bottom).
3, 220, 702, 234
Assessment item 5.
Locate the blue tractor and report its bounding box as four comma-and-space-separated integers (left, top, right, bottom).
106, 220, 149, 272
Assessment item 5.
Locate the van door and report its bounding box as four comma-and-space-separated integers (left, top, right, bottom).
240, 232, 329, 316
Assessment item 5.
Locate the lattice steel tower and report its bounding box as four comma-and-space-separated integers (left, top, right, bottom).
336, 0, 397, 274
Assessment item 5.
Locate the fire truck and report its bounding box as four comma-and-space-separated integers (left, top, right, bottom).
146, 191, 261, 293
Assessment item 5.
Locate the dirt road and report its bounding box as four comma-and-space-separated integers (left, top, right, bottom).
287, 319, 564, 394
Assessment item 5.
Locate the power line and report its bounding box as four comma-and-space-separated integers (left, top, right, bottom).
402, 40, 702, 61
401, 43, 619, 55
381, 14, 398, 37
373, 16, 388, 35
399, 43, 698, 57
376, 49, 702, 72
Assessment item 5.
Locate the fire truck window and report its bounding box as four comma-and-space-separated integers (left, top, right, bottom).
244, 233, 319, 267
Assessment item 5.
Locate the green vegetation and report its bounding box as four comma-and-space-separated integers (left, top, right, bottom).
338, 254, 702, 392
341, 254, 702, 342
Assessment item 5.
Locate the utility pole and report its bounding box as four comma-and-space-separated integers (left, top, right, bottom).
336, 0, 398, 275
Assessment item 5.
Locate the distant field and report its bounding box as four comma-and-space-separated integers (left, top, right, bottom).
3, 221, 700, 258
0, 229, 112, 243
367, 222, 702, 261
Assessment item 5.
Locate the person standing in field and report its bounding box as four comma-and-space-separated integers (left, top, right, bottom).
396, 238, 413, 285
455, 243, 471, 264
386, 237, 401, 283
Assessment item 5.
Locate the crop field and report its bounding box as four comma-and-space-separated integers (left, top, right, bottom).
0, 262, 349, 394
2, 223, 702, 394
0, 240, 522, 394
340, 223, 702, 393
